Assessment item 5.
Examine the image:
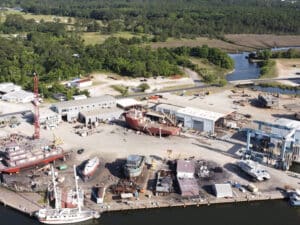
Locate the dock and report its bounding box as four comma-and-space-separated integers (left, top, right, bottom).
0, 186, 43, 216
0, 184, 288, 218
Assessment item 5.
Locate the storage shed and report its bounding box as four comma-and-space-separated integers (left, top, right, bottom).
213, 183, 233, 198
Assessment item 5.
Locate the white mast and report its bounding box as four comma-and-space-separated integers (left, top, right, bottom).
51, 165, 59, 210
73, 165, 81, 212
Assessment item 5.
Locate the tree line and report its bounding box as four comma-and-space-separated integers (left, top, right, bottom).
1, 0, 299, 39
0, 15, 233, 98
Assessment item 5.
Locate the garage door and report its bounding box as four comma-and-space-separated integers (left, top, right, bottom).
192, 120, 204, 131
176, 116, 184, 126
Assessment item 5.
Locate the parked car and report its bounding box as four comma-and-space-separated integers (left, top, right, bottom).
77, 148, 85, 154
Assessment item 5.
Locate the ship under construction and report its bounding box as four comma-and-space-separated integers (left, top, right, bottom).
0, 134, 64, 174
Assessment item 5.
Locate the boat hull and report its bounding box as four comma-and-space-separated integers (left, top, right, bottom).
36, 209, 100, 224
0, 154, 64, 174
124, 115, 180, 136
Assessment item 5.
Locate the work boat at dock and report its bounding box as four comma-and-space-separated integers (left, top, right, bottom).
290, 189, 300, 206
35, 165, 100, 224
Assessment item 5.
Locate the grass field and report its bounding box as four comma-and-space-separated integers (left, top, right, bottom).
81, 32, 148, 45
225, 34, 300, 49
0, 9, 76, 24
189, 57, 230, 75
150, 37, 254, 52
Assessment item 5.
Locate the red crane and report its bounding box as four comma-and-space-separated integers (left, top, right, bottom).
33, 72, 40, 139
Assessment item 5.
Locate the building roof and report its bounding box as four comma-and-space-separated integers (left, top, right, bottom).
177, 107, 224, 122
274, 118, 300, 130
53, 95, 115, 109
177, 178, 199, 196
0, 83, 21, 93
177, 159, 195, 174
156, 103, 183, 112
214, 183, 233, 198
116, 98, 143, 108
2, 90, 34, 99
79, 107, 123, 117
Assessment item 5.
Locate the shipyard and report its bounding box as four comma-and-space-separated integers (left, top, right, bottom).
0, 0, 299, 224
0, 71, 300, 224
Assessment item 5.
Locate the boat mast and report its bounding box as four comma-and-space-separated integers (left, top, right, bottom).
51, 165, 59, 210
73, 165, 81, 212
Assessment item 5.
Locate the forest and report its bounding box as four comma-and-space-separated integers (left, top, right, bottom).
0, 15, 233, 98
0, 0, 299, 39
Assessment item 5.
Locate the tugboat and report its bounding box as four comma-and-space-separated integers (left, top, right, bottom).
82, 156, 100, 179
35, 165, 100, 224
289, 189, 300, 206
237, 160, 270, 181
123, 109, 180, 136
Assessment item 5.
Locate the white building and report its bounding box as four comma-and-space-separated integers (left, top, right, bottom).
78, 107, 123, 125
39, 107, 61, 129
52, 95, 116, 122
176, 107, 224, 133
155, 104, 225, 134
0, 82, 21, 94
71, 78, 93, 88
155, 103, 183, 115
72, 95, 87, 101
213, 183, 233, 198
116, 98, 143, 109
1, 90, 34, 103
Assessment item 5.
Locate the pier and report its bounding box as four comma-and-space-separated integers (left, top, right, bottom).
0, 186, 43, 216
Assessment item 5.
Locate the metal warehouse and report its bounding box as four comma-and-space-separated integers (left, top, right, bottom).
52, 95, 116, 122
155, 103, 183, 115
78, 107, 123, 125
176, 107, 224, 133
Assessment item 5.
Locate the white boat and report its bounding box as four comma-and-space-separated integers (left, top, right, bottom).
35, 165, 100, 224
290, 189, 300, 206
82, 156, 100, 177
237, 160, 270, 181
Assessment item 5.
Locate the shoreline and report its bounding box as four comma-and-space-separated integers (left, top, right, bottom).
0, 185, 288, 218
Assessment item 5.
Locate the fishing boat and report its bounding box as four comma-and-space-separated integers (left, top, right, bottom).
123, 109, 180, 136
237, 160, 270, 181
35, 165, 100, 224
82, 156, 100, 178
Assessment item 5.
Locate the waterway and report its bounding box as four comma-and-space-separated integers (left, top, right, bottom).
1, 200, 299, 225
226, 52, 260, 81
226, 47, 300, 82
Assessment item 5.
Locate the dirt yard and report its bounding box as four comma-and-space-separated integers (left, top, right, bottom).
86, 73, 195, 96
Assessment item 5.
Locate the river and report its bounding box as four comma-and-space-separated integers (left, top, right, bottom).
1, 199, 299, 225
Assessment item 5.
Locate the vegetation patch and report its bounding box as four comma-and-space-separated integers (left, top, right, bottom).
259, 60, 278, 78
111, 85, 129, 96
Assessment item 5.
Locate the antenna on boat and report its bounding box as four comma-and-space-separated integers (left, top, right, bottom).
51, 165, 59, 210
73, 165, 81, 212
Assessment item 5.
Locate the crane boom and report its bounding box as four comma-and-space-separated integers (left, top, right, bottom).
33, 72, 40, 139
